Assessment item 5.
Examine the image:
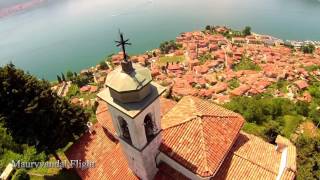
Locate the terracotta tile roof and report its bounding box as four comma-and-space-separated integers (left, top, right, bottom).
65, 124, 138, 180
214, 132, 283, 180
160, 97, 177, 118
80, 85, 91, 92
96, 101, 116, 136
160, 96, 244, 177
230, 85, 250, 96
280, 168, 295, 180
66, 97, 177, 180
212, 82, 228, 93
154, 162, 190, 180
294, 80, 309, 90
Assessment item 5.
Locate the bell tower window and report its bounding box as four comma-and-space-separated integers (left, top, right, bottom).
144, 114, 156, 143
118, 117, 131, 144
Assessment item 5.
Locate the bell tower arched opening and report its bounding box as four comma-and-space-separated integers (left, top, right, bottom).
118, 116, 132, 144
144, 114, 156, 143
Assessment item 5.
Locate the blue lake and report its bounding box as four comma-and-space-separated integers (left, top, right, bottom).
0, 0, 320, 80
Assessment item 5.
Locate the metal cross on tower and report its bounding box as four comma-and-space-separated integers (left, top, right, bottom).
115, 30, 134, 73
115, 30, 131, 62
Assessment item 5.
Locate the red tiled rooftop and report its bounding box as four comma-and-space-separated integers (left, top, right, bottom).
160, 96, 244, 177
65, 123, 137, 180
294, 80, 309, 90
96, 101, 116, 136
212, 82, 228, 93
67, 94, 296, 180
230, 85, 250, 96
80, 85, 91, 92
214, 132, 283, 180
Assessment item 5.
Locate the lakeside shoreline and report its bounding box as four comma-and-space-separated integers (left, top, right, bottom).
55, 28, 320, 84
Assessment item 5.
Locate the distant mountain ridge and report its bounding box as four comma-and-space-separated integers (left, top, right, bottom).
0, 0, 47, 18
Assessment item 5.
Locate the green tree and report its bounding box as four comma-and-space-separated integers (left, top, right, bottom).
228, 78, 240, 90
66, 70, 74, 80
0, 64, 89, 154
242, 26, 252, 36
263, 120, 282, 143
72, 75, 91, 87
301, 44, 316, 54
12, 169, 30, 180
99, 60, 108, 70
56, 75, 62, 84
61, 72, 66, 82
159, 40, 181, 54
205, 25, 211, 31
295, 136, 320, 179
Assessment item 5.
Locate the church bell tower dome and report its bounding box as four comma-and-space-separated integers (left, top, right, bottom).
106, 63, 152, 103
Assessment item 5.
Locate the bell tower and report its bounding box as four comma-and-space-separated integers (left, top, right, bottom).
97, 31, 165, 180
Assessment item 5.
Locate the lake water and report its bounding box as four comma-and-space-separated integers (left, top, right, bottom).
0, 0, 320, 80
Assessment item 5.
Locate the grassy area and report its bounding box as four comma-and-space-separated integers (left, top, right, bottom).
78, 92, 96, 101
304, 65, 320, 72
66, 84, 80, 98
28, 142, 79, 180
30, 175, 45, 180
282, 115, 302, 138
242, 122, 266, 137
228, 78, 240, 90
199, 53, 212, 64
234, 57, 261, 71
156, 55, 185, 66
30, 169, 80, 180
267, 80, 289, 93
28, 156, 60, 176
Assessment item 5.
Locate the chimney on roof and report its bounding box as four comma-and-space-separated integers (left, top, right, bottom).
275, 135, 288, 153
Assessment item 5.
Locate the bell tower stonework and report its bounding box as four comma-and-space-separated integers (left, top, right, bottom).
97, 31, 165, 180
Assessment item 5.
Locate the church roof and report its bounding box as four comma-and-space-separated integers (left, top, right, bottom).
66, 96, 296, 180
214, 132, 283, 179
160, 96, 244, 177
106, 63, 152, 93
65, 123, 138, 180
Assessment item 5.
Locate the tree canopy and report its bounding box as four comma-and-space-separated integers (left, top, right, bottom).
99, 60, 108, 70
0, 64, 89, 154
242, 26, 252, 36
224, 94, 306, 143
295, 135, 320, 179
159, 40, 181, 54
301, 44, 316, 54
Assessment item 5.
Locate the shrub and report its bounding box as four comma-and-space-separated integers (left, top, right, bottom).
228, 78, 240, 90
234, 56, 261, 71
66, 84, 80, 98
242, 26, 252, 36
99, 61, 108, 70
295, 136, 320, 180
66, 70, 74, 80
199, 53, 212, 64
301, 44, 316, 54
159, 40, 181, 54
12, 169, 30, 180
